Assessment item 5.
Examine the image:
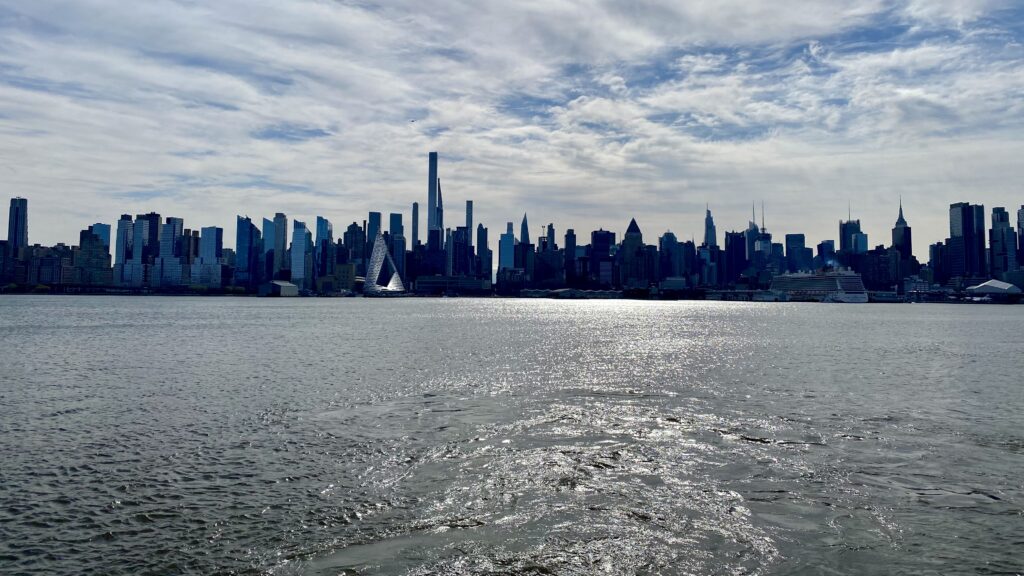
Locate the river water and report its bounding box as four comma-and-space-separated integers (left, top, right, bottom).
0, 297, 1020, 575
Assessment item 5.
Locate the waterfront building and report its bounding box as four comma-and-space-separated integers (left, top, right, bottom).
989, 207, 1018, 279
112, 214, 133, 285
190, 226, 224, 288
235, 216, 262, 289
365, 231, 405, 294
156, 217, 185, 287
290, 221, 312, 290
73, 225, 113, 286
7, 197, 28, 262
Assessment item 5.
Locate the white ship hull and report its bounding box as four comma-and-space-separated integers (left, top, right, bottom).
822, 292, 868, 303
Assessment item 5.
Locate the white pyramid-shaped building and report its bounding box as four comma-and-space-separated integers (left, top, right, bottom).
364, 231, 405, 295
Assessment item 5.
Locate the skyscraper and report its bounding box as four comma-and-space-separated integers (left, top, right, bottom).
436, 179, 444, 232
544, 223, 556, 252
948, 202, 986, 279
199, 226, 223, 261
891, 199, 913, 263
744, 204, 759, 263
7, 197, 28, 260
619, 218, 645, 288
135, 212, 162, 263
476, 223, 491, 281
314, 216, 334, 281
389, 213, 406, 279
89, 223, 111, 250
520, 213, 530, 247
272, 212, 288, 276
1017, 206, 1024, 264
989, 207, 1018, 279
291, 220, 312, 289
785, 234, 811, 273
191, 226, 224, 288
564, 228, 577, 282
703, 207, 717, 248
590, 229, 616, 287
427, 152, 438, 231
465, 200, 473, 250
114, 215, 133, 266
235, 216, 262, 288
412, 202, 420, 247
839, 218, 862, 255
156, 217, 184, 286
724, 231, 747, 284
389, 213, 403, 237
74, 225, 113, 286
367, 212, 381, 255
498, 222, 515, 271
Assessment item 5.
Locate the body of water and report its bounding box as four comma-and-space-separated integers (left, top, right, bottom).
0, 297, 1021, 575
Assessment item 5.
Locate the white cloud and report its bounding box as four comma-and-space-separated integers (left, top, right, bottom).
0, 0, 1021, 259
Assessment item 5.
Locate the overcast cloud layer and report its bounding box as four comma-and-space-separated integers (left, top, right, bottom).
2, 0, 1023, 256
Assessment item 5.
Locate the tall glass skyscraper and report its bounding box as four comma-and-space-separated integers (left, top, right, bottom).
7, 197, 27, 259
427, 152, 438, 232
948, 202, 986, 278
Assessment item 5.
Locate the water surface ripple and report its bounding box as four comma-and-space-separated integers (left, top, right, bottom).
0, 297, 1021, 575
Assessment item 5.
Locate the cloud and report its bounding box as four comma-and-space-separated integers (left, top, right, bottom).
0, 0, 1022, 259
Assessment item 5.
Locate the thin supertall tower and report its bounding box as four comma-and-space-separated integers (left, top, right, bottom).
427, 152, 438, 231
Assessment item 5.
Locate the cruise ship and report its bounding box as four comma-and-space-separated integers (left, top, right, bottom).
769, 271, 869, 303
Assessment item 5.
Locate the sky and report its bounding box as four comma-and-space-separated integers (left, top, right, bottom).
1, 1, 1023, 258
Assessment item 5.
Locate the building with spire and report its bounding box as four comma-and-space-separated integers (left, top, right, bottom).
703, 206, 717, 248
891, 199, 912, 264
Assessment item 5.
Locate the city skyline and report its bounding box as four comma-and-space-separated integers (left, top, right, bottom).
1, 153, 1021, 265
3, 151, 1023, 300
2, 3, 1023, 250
